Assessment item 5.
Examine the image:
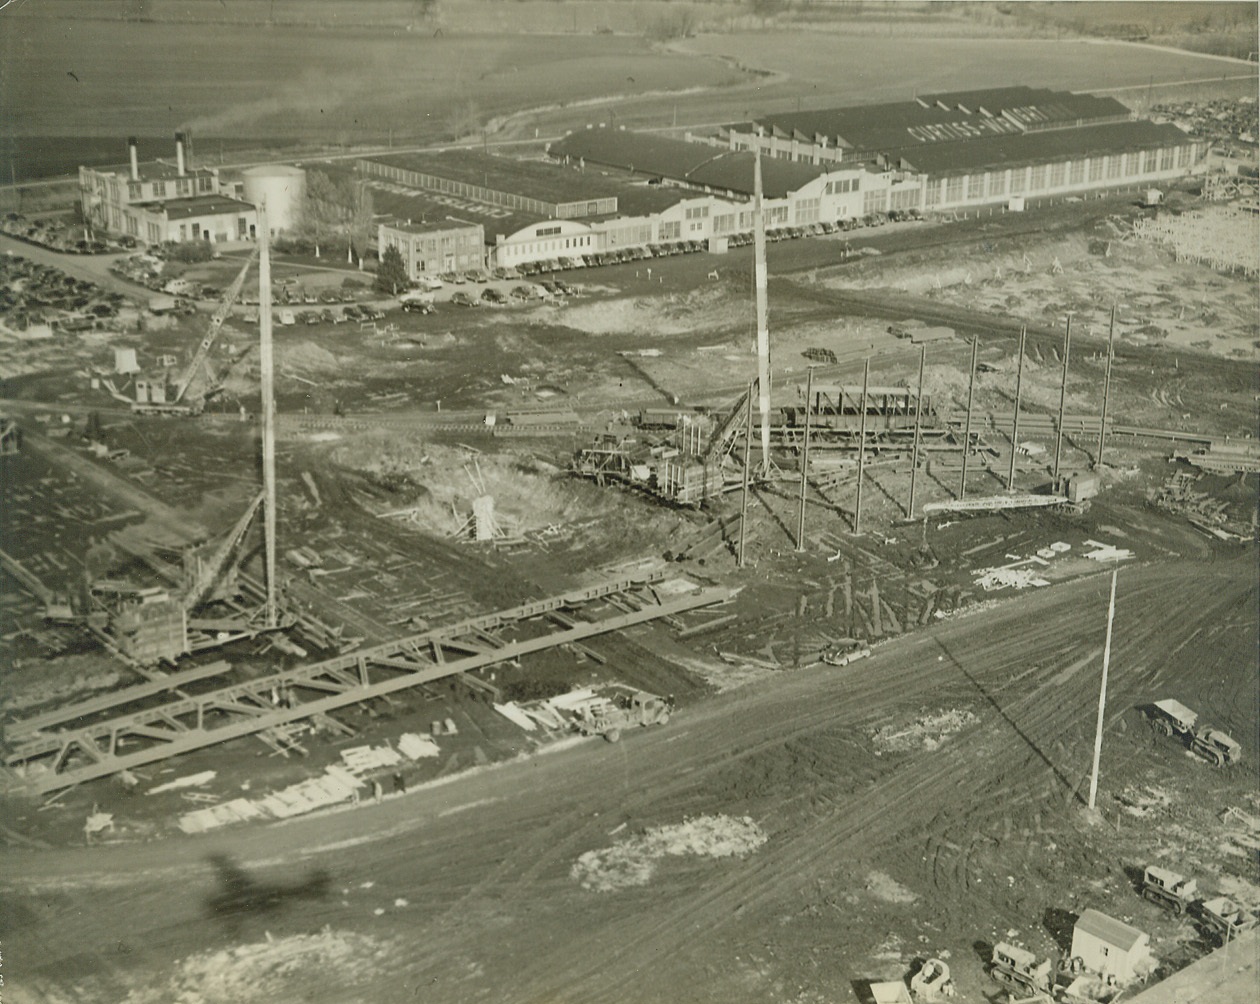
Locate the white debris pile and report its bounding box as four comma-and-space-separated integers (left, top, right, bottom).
572, 814, 767, 892
873, 709, 980, 754
397, 733, 440, 759
973, 566, 1051, 591
1115, 785, 1173, 818
865, 869, 919, 904
179, 766, 361, 834
340, 743, 403, 774
147, 771, 216, 795
120, 928, 391, 1004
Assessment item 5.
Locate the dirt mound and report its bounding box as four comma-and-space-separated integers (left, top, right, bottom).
539, 286, 746, 338
278, 340, 341, 373
120, 928, 391, 1004
572, 814, 767, 892
872, 708, 979, 753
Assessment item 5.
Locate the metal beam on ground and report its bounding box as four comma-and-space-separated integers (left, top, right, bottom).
7, 574, 733, 794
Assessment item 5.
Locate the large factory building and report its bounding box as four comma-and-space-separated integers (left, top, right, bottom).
79, 134, 257, 244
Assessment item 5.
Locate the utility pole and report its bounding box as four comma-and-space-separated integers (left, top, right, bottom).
854, 358, 870, 534
738, 380, 755, 568
1008, 326, 1026, 490
795, 367, 815, 552
959, 337, 978, 499
258, 202, 277, 629
907, 345, 926, 518
752, 154, 772, 476
1053, 315, 1072, 482
1098, 306, 1116, 468
1088, 569, 1119, 812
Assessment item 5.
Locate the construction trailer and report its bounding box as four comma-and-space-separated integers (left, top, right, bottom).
1071, 909, 1149, 985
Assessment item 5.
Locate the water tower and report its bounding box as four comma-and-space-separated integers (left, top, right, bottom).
241, 164, 306, 235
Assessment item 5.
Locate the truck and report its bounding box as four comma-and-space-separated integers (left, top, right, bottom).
1141, 865, 1197, 915
1199, 896, 1259, 944
572, 688, 674, 743
989, 943, 1053, 997
1147, 699, 1243, 767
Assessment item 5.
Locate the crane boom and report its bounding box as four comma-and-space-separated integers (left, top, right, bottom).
173, 248, 259, 403
181, 491, 265, 611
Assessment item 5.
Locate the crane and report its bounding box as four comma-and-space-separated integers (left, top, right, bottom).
126, 247, 260, 416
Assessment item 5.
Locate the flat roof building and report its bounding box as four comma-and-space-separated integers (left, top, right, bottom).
358, 150, 621, 220
79, 134, 221, 239
377, 217, 486, 280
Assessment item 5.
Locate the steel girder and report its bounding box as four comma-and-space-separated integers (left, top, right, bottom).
6, 574, 732, 795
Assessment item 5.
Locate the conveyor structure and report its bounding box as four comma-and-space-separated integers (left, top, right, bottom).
5, 573, 732, 795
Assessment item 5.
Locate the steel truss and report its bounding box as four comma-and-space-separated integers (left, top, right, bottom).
6, 574, 732, 795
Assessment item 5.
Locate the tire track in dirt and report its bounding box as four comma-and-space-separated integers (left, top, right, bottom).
502, 564, 1249, 1004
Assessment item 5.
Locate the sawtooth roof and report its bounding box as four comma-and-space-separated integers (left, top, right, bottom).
885, 120, 1190, 176
549, 128, 833, 199
736, 87, 1132, 153
363, 149, 620, 205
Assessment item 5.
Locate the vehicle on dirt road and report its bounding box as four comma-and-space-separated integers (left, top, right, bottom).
1146, 699, 1243, 766
1199, 896, 1259, 944
1142, 865, 1197, 915
989, 943, 1053, 997
573, 688, 675, 743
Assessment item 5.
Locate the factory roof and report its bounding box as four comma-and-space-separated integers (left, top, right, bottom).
361, 150, 621, 206
883, 120, 1190, 176
87, 159, 217, 182
363, 183, 540, 243
734, 87, 1131, 153
549, 129, 838, 198
382, 217, 485, 236
143, 195, 256, 221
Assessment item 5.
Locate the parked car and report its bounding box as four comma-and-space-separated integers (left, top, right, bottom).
342, 305, 363, 321
320, 309, 339, 323
538, 279, 561, 296
450, 291, 478, 307
557, 256, 576, 270
554, 279, 577, 296
481, 287, 506, 304
439, 271, 460, 284
466, 268, 489, 283
402, 300, 434, 314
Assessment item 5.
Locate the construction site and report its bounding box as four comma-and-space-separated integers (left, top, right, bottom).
2, 13, 1260, 1004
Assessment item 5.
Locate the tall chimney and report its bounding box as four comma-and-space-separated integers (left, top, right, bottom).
128, 137, 139, 181
175, 132, 186, 176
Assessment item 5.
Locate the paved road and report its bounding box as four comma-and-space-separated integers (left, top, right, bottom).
1, 550, 1251, 1004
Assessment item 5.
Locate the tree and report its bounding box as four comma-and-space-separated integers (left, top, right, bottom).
346, 179, 374, 268
301, 170, 345, 259
376, 245, 409, 295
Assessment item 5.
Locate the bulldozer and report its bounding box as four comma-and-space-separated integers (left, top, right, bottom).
572, 687, 674, 743
989, 943, 1053, 997
1141, 865, 1197, 916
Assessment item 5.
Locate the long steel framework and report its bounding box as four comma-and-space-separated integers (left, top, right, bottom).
7, 573, 732, 795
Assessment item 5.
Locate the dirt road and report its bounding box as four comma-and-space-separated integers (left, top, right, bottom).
3, 549, 1253, 1004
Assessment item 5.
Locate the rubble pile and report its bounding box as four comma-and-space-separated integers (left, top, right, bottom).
873, 709, 980, 753
120, 928, 391, 1004
572, 814, 768, 892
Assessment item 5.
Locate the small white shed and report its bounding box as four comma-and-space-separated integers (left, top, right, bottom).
1072, 908, 1150, 983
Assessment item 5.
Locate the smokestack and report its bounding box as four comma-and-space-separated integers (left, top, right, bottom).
175, 132, 186, 176
128, 137, 139, 181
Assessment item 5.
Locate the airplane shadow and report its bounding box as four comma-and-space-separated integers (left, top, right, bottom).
204, 853, 332, 934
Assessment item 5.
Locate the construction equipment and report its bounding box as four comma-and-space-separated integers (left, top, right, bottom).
1146, 699, 1244, 766
1141, 865, 1197, 915
573, 687, 674, 743
909, 957, 953, 1000
108, 248, 259, 417
1199, 896, 1259, 944
989, 944, 1054, 997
